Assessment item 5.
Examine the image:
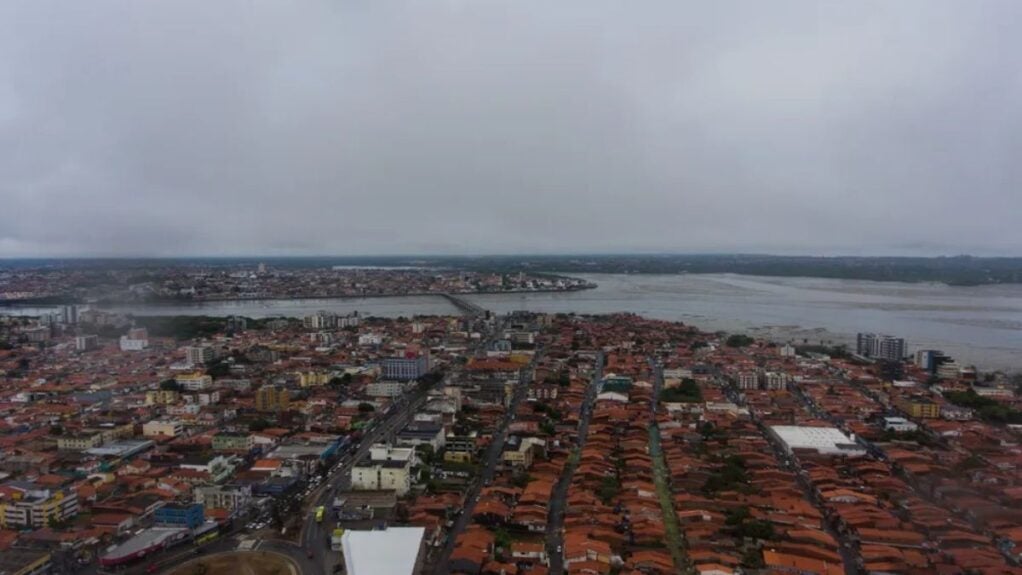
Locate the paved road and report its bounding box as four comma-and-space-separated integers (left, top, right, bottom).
721, 382, 860, 575
432, 346, 538, 574
545, 352, 603, 575
299, 386, 436, 575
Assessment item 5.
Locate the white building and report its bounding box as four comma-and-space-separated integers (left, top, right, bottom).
185, 345, 215, 366
340, 527, 425, 575
75, 335, 99, 351
366, 381, 410, 398
194, 484, 251, 513
350, 445, 414, 496
358, 333, 383, 346
882, 417, 919, 433
769, 425, 865, 457
736, 372, 759, 390
764, 372, 790, 391
856, 333, 906, 361
119, 335, 148, 351
0, 484, 79, 529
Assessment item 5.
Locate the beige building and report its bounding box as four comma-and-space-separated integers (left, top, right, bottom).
145, 390, 180, 405
142, 420, 184, 438
176, 372, 213, 391
57, 433, 104, 451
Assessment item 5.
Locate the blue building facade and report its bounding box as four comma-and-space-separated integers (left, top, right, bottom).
154, 503, 205, 529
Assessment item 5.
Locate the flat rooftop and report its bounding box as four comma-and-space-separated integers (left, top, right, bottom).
770, 425, 865, 456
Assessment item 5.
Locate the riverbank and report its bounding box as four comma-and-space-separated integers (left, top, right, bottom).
0, 284, 597, 308
3, 273, 1018, 371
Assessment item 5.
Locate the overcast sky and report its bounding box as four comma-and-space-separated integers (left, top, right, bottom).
1, 1, 1020, 257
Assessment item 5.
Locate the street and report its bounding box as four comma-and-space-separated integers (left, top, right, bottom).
545, 352, 603, 575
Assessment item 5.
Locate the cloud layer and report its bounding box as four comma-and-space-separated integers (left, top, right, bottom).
1, 1, 1020, 256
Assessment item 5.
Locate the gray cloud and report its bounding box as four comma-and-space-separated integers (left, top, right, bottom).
1, 0, 1020, 257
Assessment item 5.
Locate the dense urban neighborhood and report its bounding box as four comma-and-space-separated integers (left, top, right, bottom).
0, 264, 594, 304
2, 298, 1022, 575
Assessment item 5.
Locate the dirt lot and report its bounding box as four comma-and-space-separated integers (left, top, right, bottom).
166, 551, 297, 575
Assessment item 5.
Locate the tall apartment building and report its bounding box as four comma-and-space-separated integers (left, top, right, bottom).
916, 349, 951, 373
350, 445, 414, 496
61, 304, 79, 325
736, 372, 759, 390
381, 354, 429, 381
856, 333, 906, 362
185, 345, 215, 366
897, 399, 941, 419
0, 484, 80, 529
303, 311, 360, 330
764, 372, 791, 391
255, 385, 290, 412
75, 335, 98, 351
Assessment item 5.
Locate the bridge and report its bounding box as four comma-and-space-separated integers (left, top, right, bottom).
440, 293, 488, 317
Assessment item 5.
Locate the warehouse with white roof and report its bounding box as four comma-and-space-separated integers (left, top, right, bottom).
769, 425, 866, 457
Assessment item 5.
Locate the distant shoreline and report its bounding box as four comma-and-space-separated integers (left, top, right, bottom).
0, 284, 597, 308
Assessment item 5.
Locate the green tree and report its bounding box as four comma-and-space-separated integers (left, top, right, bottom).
160, 379, 181, 391
725, 334, 755, 348
493, 528, 512, 551
740, 548, 765, 568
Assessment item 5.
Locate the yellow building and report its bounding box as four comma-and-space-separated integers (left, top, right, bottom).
297, 371, 331, 388
898, 399, 941, 419
57, 433, 103, 451
145, 390, 180, 406
444, 451, 473, 464
255, 385, 290, 412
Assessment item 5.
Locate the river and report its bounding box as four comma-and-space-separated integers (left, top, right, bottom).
4, 273, 1020, 370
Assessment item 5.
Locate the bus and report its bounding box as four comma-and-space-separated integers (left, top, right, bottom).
315, 506, 325, 523
195, 530, 219, 545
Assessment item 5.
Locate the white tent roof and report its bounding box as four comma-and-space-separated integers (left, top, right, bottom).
341, 527, 425, 575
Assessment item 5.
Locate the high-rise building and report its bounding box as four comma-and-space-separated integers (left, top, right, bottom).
381, 352, 430, 381
255, 385, 290, 412
61, 305, 79, 325
856, 333, 906, 362
75, 335, 98, 351
736, 372, 759, 390
303, 311, 359, 330
185, 345, 215, 366
915, 350, 952, 374
226, 316, 248, 332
